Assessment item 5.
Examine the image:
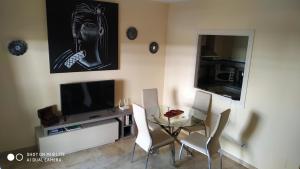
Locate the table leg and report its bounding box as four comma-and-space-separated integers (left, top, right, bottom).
158, 125, 193, 155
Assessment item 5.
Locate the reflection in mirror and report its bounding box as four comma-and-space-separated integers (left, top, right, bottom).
194, 35, 250, 101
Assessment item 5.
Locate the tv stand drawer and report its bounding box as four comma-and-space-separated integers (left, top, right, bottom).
36, 119, 118, 156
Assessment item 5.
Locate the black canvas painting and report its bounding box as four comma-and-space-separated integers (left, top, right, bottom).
46, 0, 118, 73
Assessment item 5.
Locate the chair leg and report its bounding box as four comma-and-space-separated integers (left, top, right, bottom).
208, 155, 212, 169
131, 143, 136, 162
219, 151, 223, 169
145, 151, 150, 169
170, 142, 175, 165
179, 143, 184, 160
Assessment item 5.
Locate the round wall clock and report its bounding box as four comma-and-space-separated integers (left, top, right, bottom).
126, 27, 138, 40
149, 42, 159, 54
8, 40, 28, 56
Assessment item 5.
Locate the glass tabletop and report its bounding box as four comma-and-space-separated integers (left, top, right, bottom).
147, 105, 207, 128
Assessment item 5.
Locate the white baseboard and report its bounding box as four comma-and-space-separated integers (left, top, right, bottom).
222, 150, 257, 169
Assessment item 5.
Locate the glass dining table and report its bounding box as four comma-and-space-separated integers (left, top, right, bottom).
147, 105, 207, 143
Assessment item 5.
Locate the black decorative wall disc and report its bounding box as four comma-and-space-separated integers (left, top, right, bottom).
149, 42, 159, 54
126, 27, 138, 40
8, 40, 28, 56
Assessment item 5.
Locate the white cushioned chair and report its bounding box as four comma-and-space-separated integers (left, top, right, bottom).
179, 109, 231, 169
142, 88, 161, 131
131, 103, 175, 169
181, 90, 211, 136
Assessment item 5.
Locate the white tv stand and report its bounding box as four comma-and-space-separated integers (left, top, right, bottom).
35, 108, 134, 156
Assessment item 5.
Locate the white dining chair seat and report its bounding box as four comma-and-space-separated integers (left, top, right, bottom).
181, 132, 208, 155
181, 120, 206, 134
151, 129, 174, 149
148, 122, 161, 131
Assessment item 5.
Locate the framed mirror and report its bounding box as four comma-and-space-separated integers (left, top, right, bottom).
194, 31, 254, 106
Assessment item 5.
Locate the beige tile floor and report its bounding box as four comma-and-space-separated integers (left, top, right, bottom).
0, 138, 248, 169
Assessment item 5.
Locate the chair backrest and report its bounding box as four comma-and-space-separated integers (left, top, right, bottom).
192, 91, 211, 119
132, 103, 152, 152
207, 109, 231, 155
142, 88, 160, 116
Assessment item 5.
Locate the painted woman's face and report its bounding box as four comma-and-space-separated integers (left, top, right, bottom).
58, 4, 108, 69
80, 22, 100, 41
50, 1, 117, 72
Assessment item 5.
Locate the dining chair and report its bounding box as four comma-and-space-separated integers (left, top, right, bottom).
131, 104, 175, 169
142, 88, 161, 131
181, 90, 211, 136
179, 109, 231, 169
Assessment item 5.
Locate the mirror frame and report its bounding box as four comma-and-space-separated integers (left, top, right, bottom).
194, 30, 254, 107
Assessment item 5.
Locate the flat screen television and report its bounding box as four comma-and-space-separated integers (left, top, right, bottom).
60, 80, 115, 116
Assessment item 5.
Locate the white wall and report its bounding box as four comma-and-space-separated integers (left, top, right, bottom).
163, 0, 300, 169
1, 0, 300, 168
0, 0, 168, 152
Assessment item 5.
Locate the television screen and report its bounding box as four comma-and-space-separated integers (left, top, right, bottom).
60, 80, 115, 115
